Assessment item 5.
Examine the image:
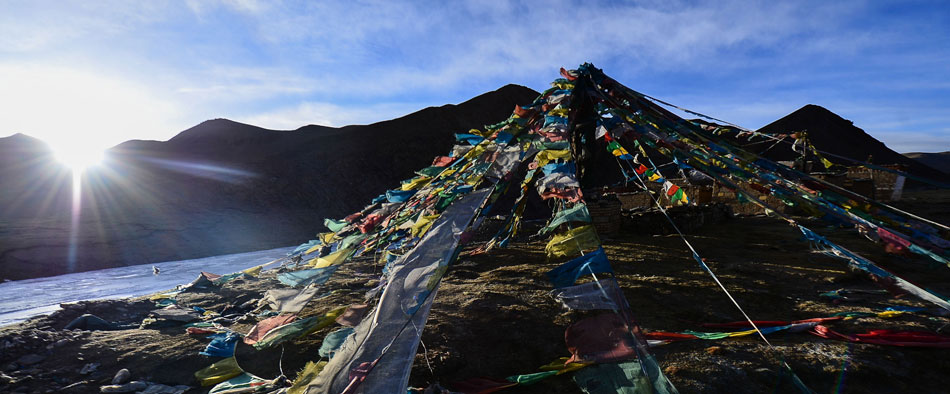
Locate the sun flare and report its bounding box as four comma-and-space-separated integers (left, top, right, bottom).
53, 146, 104, 172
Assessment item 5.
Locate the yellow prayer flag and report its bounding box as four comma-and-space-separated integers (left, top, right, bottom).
309, 248, 353, 269
303, 243, 322, 255
288, 361, 329, 394
241, 265, 263, 277
302, 306, 349, 336
318, 232, 336, 245
195, 357, 243, 386
538, 357, 592, 375
535, 149, 571, 167
411, 214, 440, 238
545, 225, 601, 259
400, 176, 432, 191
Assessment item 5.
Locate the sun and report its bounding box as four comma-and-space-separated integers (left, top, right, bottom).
53, 145, 104, 172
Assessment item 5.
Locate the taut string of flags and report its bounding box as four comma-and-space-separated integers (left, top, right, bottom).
140, 64, 948, 393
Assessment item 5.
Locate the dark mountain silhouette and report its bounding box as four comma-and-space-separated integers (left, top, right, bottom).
749, 105, 946, 181
0, 84, 539, 280
904, 151, 950, 176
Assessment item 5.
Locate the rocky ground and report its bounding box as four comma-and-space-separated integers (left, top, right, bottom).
1, 190, 948, 394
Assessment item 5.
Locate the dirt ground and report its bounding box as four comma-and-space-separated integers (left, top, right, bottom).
1, 190, 948, 393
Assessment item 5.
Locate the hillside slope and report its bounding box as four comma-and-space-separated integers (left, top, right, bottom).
0, 84, 539, 280
904, 151, 950, 176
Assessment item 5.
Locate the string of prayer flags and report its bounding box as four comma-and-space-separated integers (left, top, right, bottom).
607, 141, 634, 160
811, 325, 950, 348
662, 181, 688, 205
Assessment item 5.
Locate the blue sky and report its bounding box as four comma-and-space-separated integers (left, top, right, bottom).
1, 0, 948, 155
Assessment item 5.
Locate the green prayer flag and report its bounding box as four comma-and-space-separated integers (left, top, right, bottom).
541, 204, 592, 235
324, 218, 348, 232
573, 361, 676, 394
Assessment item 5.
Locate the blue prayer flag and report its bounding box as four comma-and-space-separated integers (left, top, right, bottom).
199, 332, 239, 357
277, 266, 339, 288
385, 189, 416, 203
546, 248, 613, 288
454, 133, 485, 145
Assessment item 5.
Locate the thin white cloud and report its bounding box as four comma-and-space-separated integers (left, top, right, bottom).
175, 66, 317, 100
235, 101, 423, 130
870, 131, 950, 153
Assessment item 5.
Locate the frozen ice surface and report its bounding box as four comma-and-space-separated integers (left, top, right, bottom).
0, 246, 294, 326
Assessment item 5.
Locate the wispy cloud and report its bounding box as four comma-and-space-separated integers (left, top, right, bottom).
235, 101, 423, 129
1, 0, 948, 152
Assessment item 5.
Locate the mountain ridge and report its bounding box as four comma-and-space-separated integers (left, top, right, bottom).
2, 88, 945, 281
0, 84, 539, 280
904, 151, 950, 175
753, 104, 946, 180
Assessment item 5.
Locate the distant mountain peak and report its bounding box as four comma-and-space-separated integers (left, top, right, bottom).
756, 105, 943, 179
1, 132, 45, 144
0, 132, 51, 152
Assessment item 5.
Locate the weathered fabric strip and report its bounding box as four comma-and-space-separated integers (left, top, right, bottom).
573, 360, 673, 394
257, 287, 319, 314
304, 188, 492, 393
277, 266, 339, 288
540, 203, 591, 235
545, 225, 601, 259
550, 278, 621, 310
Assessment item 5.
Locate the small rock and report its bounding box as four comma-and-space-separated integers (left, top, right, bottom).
54, 339, 70, 347
705, 346, 724, 355
60, 380, 90, 391
79, 362, 100, 375
100, 380, 147, 393
0, 372, 13, 383
13, 375, 33, 385
111, 368, 131, 385
17, 353, 45, 365
3, 362, 19, 372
